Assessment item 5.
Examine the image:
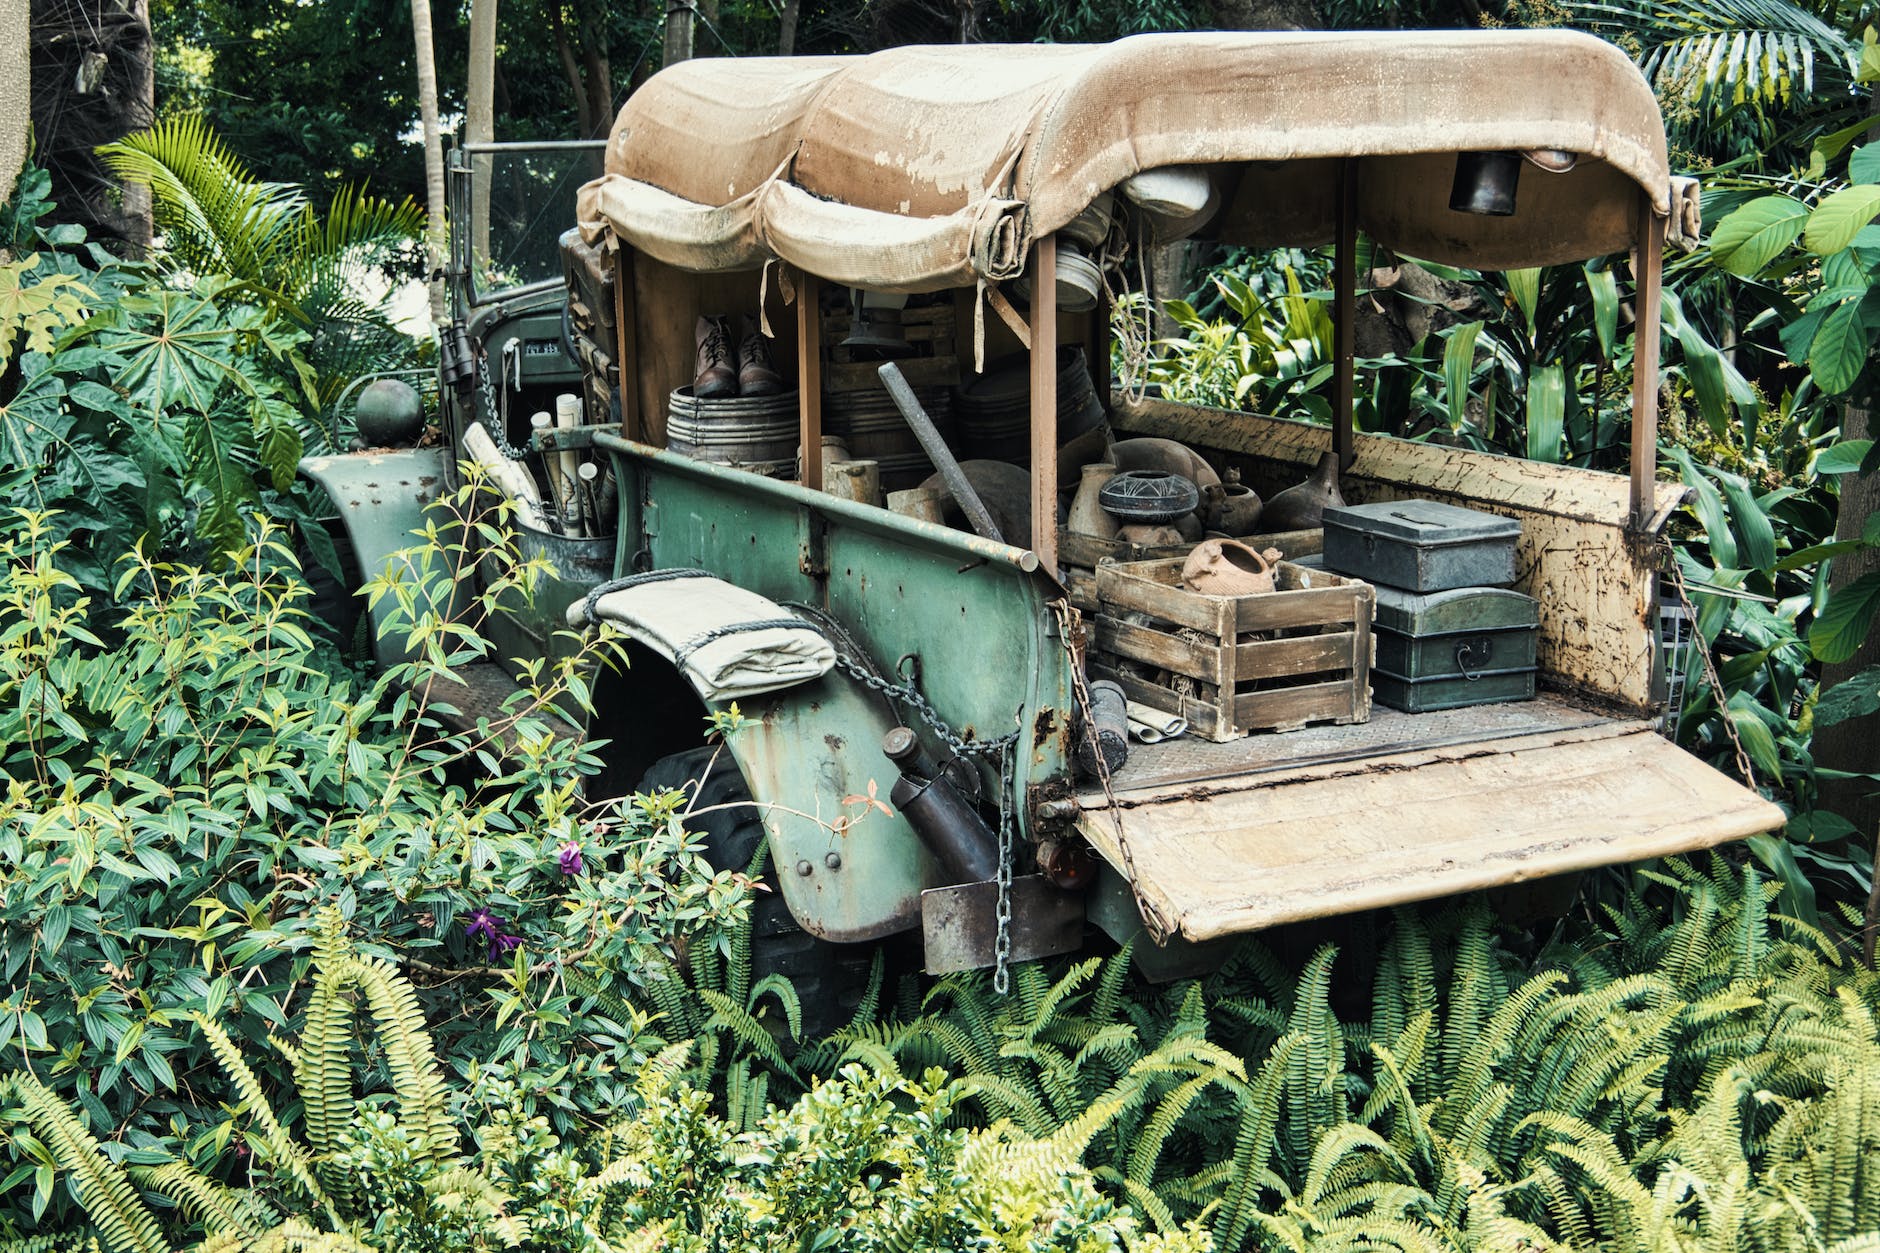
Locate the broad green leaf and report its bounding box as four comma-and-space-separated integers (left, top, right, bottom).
1583, 263, 1619, 360
1672, 446, 1738, 569
1810, 570, 1880, 663
1804, 184, 1880, 256
1525, 364, 1566, 463
1714, 471, 1777, 571
1853, 143, 1880, 185
1726, 700, 1784, 781
1815, 663, 1880, 728
1442, 321, 1483, 432
1808, 298, 1870, 393
1817, 438, 1873, 473
1778, 540, 1870, 570
1709, 196, 1808, 275
1747, 833, 1818, 927
1505, 268, 1540, 337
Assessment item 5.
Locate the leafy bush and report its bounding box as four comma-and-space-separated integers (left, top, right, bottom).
0, 488, 755, 1231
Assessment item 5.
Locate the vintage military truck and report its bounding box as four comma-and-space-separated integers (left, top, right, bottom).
305, 31, 1784, 989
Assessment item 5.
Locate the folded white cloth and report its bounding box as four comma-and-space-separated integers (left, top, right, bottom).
567, 570, 835, 701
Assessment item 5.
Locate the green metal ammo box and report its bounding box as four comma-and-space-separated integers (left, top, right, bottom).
1322, 499, 1520, 592
1369, 583, 1539, 713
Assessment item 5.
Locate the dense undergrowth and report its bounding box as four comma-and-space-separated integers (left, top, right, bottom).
4, 67, 1880, 1253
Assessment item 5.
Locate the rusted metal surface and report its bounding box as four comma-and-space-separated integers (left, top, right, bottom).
921, 875, 1084, 974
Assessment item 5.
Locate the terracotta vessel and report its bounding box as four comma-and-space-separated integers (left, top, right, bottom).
1260, 451, 1345, 532
1205, 467, 1263, 535
1068, 463, 1121, 539
1116, 523, 1185, 548
1110, 437, 1221, 491
1181, 539, 1284, 596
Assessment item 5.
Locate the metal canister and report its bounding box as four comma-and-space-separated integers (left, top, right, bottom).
882, 727, 999, 885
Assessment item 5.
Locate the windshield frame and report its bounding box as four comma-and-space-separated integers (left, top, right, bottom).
448, 139, 607, 310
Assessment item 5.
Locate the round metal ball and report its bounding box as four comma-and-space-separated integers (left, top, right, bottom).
354, 379, 426, 447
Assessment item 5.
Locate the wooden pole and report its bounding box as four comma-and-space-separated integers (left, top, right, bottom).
798, 276, 823, 491
613, 247, 641, 440
1030, 236, 1059, 574
1630, 195, 1665, 528
466, 0, 499, 264
1333, 159, 1357, 473
663, 0, 696, 66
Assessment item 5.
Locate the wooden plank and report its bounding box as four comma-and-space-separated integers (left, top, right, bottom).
614, 247, 642, 440
1061, 526, 1324, 570
1092, 666, 1225, 740
1236, 583, 1366, 633
825, 357, 960, 393
1074, 727, 1786, 941
1631, 195, 1664, 528
1095, 564, 1221, 633
1095, 616, 1227, 684
798, 275, 823, 490
1234, 680, 1359, 731
1234, 630, 1358, 678
1030, 235, 1059, 574
1333, 158, 1356, 473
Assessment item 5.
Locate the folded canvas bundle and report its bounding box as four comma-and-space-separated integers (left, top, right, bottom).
568, 569, 835, 701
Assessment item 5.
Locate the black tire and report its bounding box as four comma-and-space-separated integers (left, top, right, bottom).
297, 519, 366, 657
636, 746, 874, 1041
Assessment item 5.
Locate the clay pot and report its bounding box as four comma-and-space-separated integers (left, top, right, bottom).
1116, 523, 1185, 548
1068, 463, 1120, 539
916, 459, 1039, 548
1181, 539, 1284, 596
1110, 437, 1221, 491
1099, 470, 1202, 524
1204, 467, 1263, 535
1260, 451, 1346, 532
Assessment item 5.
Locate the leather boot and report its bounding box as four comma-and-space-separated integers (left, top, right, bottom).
737, 317, 787, 396
694, 315, 738, 399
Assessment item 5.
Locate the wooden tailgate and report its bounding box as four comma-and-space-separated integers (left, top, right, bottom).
1072, 722, 1785, 942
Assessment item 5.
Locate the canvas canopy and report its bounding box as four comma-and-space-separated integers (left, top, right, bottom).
577, 30, 1693, 292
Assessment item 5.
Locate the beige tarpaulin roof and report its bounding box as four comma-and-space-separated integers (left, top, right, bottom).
578, 30, 1686, 291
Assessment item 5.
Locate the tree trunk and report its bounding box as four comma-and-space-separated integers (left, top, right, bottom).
664, 0, 695, 66
412, 0, 448, 325
1814, 401, 1880, 839
466, 0, 498, 267
777, 0, 800, 55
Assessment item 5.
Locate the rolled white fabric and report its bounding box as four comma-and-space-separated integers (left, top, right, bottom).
569, 572, 835, 701
1126, 700, 1187, 744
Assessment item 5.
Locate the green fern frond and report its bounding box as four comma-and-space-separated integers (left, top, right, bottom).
347, 956, 460, 1163
185, 1013, 327, 1210
7, 1071, 169, 1253
130, 1161, 272, 1240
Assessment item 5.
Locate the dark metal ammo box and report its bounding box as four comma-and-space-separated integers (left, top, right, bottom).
1369, 583, 1539, 713
1323, 499, 1520, 592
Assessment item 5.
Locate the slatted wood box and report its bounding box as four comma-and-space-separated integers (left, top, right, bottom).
1091, 559, 1374, 742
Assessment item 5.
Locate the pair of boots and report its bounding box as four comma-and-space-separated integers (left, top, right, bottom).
695, 314, 785, 399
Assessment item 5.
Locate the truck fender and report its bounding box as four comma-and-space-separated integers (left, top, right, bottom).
299, 449, 467, 668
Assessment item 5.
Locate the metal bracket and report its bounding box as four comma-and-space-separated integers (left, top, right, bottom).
921, 874, 1083, 975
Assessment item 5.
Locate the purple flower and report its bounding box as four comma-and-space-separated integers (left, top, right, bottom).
464, 908, 520, 961
557, 840, 585, 877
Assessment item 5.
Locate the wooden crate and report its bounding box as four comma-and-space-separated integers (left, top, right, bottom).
1062, 527, 1324, 616
1092, 559, 1374, 741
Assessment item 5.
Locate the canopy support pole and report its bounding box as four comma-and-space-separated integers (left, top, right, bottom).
1089, 290, 1111, 411
613, 245, 642, 440
1630, 197, 1664, 528
798, 275, 823, 492
1031, 235, 1059, 574
1333, 159, 1357, 473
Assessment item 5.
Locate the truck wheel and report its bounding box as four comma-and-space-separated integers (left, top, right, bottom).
636, 746, 874, 1042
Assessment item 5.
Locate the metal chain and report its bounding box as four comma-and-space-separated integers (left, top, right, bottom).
1049, 599, 1173, 945
827, 651, 1025, 991
993, 728, 1016, 993
1662, 543, 1759, 790
476, 347, 533, 461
